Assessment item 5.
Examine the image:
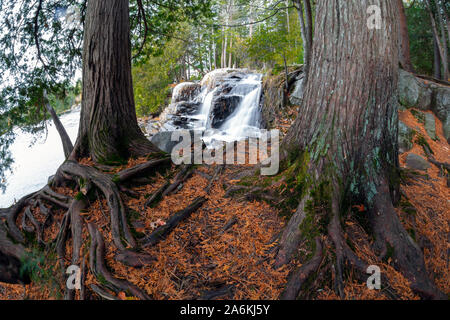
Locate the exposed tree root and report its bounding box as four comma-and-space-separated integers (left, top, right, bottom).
57, 161, 136, 250
199, 284, 235, 300
87, 223, 151, 300
280, 237, 323, 300
142, 196, 207, 247
274, 195, 311, 268
369, 177, 446, 300
90, 284, 119, 300
205, 165, 225, 194
0, 221, 30, 284
115, 250, 156, 268
144, 182, 170, 208
273, 169, 446, 300
219, 216, 238, 235
162, 164, 193, 197
115, 157, 171, 183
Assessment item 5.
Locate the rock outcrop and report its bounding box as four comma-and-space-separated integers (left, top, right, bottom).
398, 70, 450, 143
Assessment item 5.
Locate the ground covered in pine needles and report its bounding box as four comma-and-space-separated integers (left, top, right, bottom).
0, 109, 448, 300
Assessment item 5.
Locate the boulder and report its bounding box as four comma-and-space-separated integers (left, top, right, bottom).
398, 69, 432, 110
176, 101, 201, 115
150, 130, 203, 154
405, 153, 431, 171
171, 82, 201, 104
200, 68, 251, 90
432, 87, 450, 143
150, 131, 178, 154
289, 76, 305, 106
398, 121, 415, 153
208, 94, 242, 128
261, 74, 286, 129
424, 113, 437, 141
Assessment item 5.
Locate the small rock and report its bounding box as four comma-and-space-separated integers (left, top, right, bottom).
424, 113, 437, 141
289, 77, 305, 106
405, 153, 431, 171
398, 121, 415, 153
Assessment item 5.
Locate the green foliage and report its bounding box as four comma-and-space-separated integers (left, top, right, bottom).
20, 247, 63, 299
406, 1, 434, 75
133, 37, 185, 117
47, 80, 82, 115
241, 8, 303, 71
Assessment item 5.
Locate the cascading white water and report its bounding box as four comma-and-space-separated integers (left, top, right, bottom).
159, 70, 264, 147
200, 73, 263, 145
219, 74, 263, 140
197, 88, 217, 128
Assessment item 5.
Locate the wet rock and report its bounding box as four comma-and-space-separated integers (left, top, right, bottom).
176, 101, 201, 115
289, 76, 305, 106
398, 121, 415, 153
171, 82, 201, 104
150, 131, 177, 154
201, 68, 251, 90
405, 153, 431, 171
209, 94, 242, 128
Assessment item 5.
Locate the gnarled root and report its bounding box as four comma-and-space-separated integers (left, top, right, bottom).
57, 161, 136, 250
274, 195, 311, 268
0, 221, 30, 284
142, 196, 207, 247
280, 237, 323, 300
87, 223, 151, 300
369, 177, 446, 300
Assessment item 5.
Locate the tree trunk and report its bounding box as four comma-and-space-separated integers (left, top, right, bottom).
286, 0, 290, 34
294, 0, 313, 82
426, 0, 449, 81
71, 0, 157, 163
434, 0, 449, 81
434, 37, 442, 79
228, 36, 233, 68
279, 0, 444, 299
397, 0, 415, 72
44, 90, 74, 159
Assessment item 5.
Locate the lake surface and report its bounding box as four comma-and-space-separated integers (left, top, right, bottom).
0, 109, 80, 208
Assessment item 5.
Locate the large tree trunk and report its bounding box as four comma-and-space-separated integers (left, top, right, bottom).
71, 0, 157, 163
397, 0, 415, 72
279, 0, 444, 299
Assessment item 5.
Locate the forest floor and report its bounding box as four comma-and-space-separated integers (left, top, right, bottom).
0, 107, 448, 300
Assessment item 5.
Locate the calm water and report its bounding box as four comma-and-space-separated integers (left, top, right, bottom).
0, 110, 80, 208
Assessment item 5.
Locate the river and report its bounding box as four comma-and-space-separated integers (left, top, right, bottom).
0, 109, 80, 208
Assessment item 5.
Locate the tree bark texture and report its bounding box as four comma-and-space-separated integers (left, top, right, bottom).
71, 0, 157, 163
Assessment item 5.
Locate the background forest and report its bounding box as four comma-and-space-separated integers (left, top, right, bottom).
132, 0, 449, 117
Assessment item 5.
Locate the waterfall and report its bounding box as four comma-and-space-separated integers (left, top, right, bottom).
151, 68, 264, 148
219, 74, 263, 140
